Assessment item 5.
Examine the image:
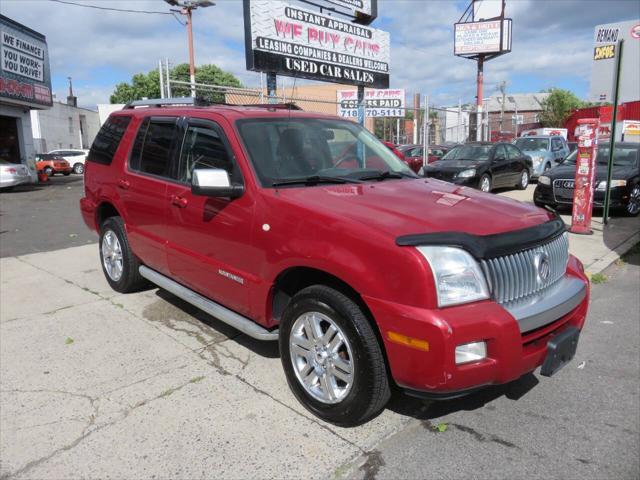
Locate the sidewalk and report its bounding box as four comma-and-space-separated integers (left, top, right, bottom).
499, 186, 640, 273
0, 245, 417, 479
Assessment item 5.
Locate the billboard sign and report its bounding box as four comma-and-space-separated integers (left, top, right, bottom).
454, 19, 512, 56
0, 15, 52, 108
337, 88, 404, 117
243, 0, 390, 88
324, 0, 377, 24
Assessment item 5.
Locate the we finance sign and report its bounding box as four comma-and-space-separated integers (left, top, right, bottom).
243, 0, 390, 88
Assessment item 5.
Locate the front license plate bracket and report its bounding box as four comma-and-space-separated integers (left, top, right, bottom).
540, 326, 580, 377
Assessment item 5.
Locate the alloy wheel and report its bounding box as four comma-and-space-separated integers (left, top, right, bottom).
289, 311, 354, 404
480, 176, 491, 192
101, 230, 123, 281
628, 186, 640, 215
521, 170, 529, 188
74, 163, 84, 174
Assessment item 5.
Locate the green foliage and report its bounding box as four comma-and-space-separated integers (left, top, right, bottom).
538, 88, 585, 128
65, 337, 74, 345
110, 63, 242, 104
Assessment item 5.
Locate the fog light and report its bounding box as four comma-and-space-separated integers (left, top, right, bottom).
455, 341, 487, 364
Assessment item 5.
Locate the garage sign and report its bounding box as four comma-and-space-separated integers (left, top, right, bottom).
243, 0, 390, 88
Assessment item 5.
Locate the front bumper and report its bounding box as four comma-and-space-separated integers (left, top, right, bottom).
534, 183, 628, 208
0, 175, 31, 188
364, 255, 589, 395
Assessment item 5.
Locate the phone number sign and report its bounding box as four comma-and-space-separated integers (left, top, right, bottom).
337, 88, 404, 117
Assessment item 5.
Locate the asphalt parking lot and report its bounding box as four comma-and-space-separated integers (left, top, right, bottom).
1, 180, 639, 479
0, 175, 96, 258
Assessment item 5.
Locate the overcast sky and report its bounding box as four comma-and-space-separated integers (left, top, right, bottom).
1, 0, 638, 108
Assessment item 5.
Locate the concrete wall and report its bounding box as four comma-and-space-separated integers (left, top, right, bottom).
30, 101, 100, 153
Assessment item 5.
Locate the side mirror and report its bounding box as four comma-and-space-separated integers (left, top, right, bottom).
191, 168, 244, 198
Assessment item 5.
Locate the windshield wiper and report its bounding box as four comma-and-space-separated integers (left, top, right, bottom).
358, 170, 412, 181
271, 175, 362, 187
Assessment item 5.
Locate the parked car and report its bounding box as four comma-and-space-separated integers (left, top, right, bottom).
534, 142, 640, 216
48, 149, 89, 174
396, 144, 453, 174
0, 160, 31, 190
381, 140, 404, 159
513, 136, 570, 178
35, 153, 72, 176
36, 153, 73, 177
81, 100, 589, 426
423, 142, 532, 192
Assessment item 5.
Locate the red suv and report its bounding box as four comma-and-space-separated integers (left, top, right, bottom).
80, 99, 589, 426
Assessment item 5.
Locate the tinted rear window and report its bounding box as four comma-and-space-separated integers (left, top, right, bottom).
129, 117, 178, 178
88, 116, 132, 165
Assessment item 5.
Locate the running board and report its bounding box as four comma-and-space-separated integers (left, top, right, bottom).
139, 266, 278, 341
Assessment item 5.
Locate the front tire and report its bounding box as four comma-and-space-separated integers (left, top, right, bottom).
99, 216, 147, 293
279, 285, 390, 426
626, 185, 640, 216
479, 174, 492, 193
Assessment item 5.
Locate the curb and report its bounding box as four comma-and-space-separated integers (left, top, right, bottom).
585, 232, 640, 274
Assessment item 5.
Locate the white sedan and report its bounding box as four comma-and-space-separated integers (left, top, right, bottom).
47, 149, 89, 174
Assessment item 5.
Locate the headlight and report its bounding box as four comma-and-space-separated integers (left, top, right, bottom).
532, 156, 544, 166
596, 180, 627, 191
457, 168, 476, 179
538, 175, 551, 186
417, 246, 490, 307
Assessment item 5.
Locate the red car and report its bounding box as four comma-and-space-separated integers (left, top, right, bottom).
395, 144, 454, 173
35, 153, 72, 176
81, 100, 589, 426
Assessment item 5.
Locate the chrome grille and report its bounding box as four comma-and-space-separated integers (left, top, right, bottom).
553, 179, 575, 204
481, 233, 569, 304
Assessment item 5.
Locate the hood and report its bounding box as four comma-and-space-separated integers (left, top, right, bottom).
548, 163, 637, 181
426, 160, 485, 171
521, 149, 550, 158
273, 178, 553, 238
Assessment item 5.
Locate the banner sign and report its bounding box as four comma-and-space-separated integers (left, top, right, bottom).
0, 15, 52, 108
570, 118, 599, 235
243, 0, 390, 88
325, 0, 376, 23
337, 88, 404, 117
454, 19, 512, 55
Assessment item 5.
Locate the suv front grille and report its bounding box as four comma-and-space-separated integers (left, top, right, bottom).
480, 233, 569, 304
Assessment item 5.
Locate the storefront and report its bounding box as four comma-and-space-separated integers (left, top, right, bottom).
0, 14, 52, 174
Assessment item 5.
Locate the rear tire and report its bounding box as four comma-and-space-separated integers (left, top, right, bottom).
517, 169, 529, 190
73, 163, 84, 174
279, 285, 390, 426
99, 216, 147, 293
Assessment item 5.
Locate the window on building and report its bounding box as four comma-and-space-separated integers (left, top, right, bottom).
68, 117, 74, 134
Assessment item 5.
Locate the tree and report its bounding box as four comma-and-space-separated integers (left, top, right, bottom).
110, 63, 242, 104
538, 88, 585, 127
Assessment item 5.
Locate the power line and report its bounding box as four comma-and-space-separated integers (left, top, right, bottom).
49, 0, 171, 14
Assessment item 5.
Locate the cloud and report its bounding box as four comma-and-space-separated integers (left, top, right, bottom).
1, 0, 638, 108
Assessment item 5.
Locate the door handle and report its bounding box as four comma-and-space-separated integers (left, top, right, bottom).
117, 179, 130, 190
171, 195, 188, 208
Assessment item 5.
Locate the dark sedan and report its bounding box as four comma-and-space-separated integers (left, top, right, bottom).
422, 142, 533, 192
534, 142, 640, 216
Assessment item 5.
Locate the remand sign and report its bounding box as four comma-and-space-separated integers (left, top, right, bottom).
243, 0, 390, 88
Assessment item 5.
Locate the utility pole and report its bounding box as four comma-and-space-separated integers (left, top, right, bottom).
476, 55, 484, 141
158, 60, 165, 99
413, 93, 420, 144
499, 80, 506, 132
165, 0, 215, 97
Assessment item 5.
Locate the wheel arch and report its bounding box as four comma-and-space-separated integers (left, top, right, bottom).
96, 201, 122, 231
270, 265, 393, 382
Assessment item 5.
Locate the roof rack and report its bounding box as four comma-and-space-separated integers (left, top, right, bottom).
122, 97, 211, 109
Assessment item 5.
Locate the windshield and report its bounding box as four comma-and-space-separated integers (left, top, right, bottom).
563, 145, 639, 167
236, 118, 416, 187
441, 144, 492, 161
515, 138, 549, 152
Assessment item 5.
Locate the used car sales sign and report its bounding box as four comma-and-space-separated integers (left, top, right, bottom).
337, 88, 404, 117
243, 0, 390, 88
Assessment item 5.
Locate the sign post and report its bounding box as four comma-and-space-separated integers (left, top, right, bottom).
357, 85, 365, 126
570, 118, 600, 235
266, 72, 277, 104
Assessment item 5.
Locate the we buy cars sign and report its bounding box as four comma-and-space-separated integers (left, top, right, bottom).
337, 89, 404, 118
243, 0, 390, 87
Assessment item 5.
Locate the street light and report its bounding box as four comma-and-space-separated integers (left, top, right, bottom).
164, 0, 215, 97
